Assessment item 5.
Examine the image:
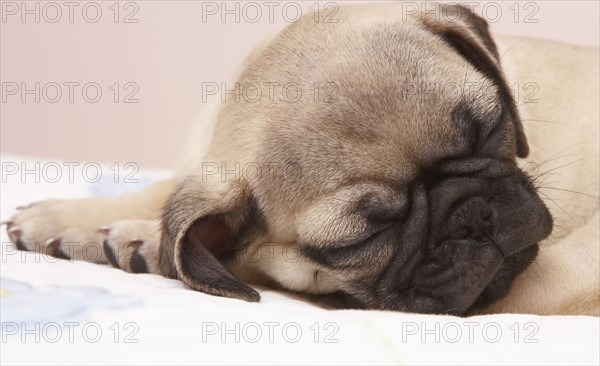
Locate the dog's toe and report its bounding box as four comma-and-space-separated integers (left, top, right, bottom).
101, 220, 160, 274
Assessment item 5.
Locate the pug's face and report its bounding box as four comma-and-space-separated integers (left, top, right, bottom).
160, 3, 553, 315
296, 158, 551, 314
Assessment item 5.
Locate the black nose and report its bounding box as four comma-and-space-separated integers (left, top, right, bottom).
447, 197, 493, 240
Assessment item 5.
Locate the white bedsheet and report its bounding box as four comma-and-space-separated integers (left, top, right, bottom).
1, 154, 598, 365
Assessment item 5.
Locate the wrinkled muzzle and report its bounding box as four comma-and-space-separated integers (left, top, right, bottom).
373, 159, 553, 314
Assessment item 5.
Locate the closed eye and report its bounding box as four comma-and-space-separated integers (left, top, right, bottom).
300, 222, 398, 269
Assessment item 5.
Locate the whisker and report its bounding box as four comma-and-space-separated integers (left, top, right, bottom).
553, 217, 565, 230
398, 285, 418, 299
537, 191, 575, 222
535, 174, 563, 188
538, 186, 600, 200
535, 158, 584, 180
541, 237, 561, 246
521, 119, 564, 125
525, 151, 574, 182
444, 306, 459, 314
536, 149, 575, 167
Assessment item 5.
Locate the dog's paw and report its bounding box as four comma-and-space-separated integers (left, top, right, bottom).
4, 200, 107, 262
101, 219, 161, 274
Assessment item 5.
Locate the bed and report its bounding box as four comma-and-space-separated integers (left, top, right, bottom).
1, 154, 598, 365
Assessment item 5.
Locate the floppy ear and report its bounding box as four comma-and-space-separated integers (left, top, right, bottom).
420, 3, 529, 158
158, 178, 260, 302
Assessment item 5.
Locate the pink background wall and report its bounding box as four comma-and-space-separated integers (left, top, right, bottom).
2, 1, 598, 169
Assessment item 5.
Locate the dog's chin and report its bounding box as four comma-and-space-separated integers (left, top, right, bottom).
331, 244, 538, 314
467, 243, 539, 312
399, 239, 540, 315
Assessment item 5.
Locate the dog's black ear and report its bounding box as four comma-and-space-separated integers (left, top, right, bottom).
159, 179, 260, 302
421, 4, 529, 158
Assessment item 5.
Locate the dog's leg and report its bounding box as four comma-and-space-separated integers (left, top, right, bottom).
4, 179, 174, 269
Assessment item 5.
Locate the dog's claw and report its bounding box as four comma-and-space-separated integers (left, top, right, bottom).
43, 238, 70, 260
127, 239, 144, 249
16, 202, 37, 210
44, 238, 60, 248
1, 220, 13, 226
130, 248, 149, 273
7, 227, 27, 251
8, 226, 22, 240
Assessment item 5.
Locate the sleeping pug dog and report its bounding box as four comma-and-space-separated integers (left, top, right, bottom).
5, 2, 599, 316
